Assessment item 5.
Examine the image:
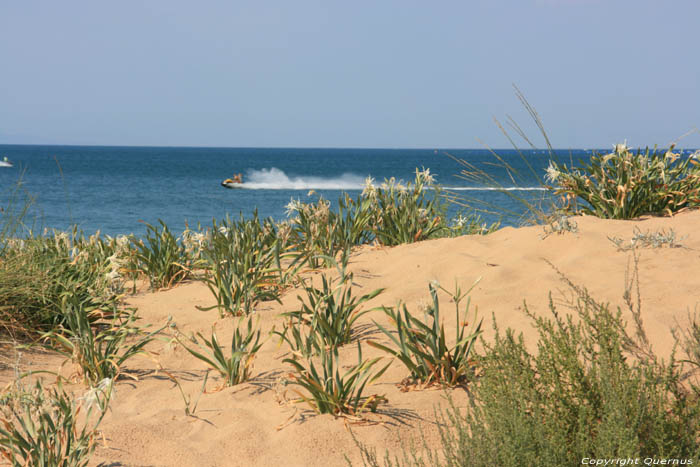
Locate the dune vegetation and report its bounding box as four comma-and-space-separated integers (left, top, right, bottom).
1, 150, 700, 466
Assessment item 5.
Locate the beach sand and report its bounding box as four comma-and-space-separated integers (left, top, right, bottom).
3, 211, 700, 466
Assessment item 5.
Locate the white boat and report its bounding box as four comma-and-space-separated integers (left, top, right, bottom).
0, 156, 12, 168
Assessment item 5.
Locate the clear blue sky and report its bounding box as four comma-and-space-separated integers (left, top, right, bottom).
1, 0, 698, 149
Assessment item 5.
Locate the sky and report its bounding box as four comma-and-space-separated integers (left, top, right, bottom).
1, 0, 698, 149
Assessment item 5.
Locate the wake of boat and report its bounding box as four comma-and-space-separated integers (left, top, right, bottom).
239, 168, 547, 191
243, 168, 365, 190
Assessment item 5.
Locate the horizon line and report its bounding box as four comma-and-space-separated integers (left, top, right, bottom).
0, 142, 662, 151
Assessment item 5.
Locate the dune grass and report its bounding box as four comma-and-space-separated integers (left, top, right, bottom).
177, 316, 263, 387
369, 281, 482, 388
0, 378, 112, 466
283, 342, 391, 417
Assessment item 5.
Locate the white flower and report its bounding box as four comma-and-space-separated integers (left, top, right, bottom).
105, 270, 120, 282
79, 378, 113, 411
613, 141, 629, 154
416, 168, 435, 185
218, 225, 229, 235
544, 161, 560, 183
116, 235, 130, 249
452, 215, 468, 228
285, 198, 303, 216
361, 176, 376, 198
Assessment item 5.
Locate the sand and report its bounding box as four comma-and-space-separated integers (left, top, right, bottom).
3, 211, 700, 466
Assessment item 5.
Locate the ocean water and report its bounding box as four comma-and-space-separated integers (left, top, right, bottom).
0, 145, 594, 237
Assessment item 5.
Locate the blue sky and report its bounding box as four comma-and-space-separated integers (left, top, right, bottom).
1, 0, 698, 148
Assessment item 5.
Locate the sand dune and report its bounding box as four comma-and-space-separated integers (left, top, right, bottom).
5, 211, 700, 466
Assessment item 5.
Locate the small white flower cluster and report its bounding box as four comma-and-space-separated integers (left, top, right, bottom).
452, 215, 469, 228
285, 197, 304, 217
180, 229, 208, 260
544, 161, 561, 184
613, 141, 629, 155
53, 230, 71, 251
79, 377, 113, 411
415, 167, 435, 185
379, 177, 407, 193
361, 176, 377, 198
104, 235, 131, 284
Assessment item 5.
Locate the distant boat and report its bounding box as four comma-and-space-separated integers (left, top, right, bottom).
221, 173, 245, 189
0, 156, 12, 168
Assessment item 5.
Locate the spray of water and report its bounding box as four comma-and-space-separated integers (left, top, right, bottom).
243, 168, 365, 190
238, 167, 546, 191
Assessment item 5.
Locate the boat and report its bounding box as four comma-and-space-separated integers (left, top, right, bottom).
221, 173, 244, 189
0, 156, 12, 168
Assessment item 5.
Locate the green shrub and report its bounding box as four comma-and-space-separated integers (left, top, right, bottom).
283, 266, 383, 350
369, 281, 482, 387
0, 379, 112, 466
285, 170, 494, 266
283, 342, 390, 416
547, 143, 700, 219
0, 229, 124, 337
362, 169, 449, 246
41, 294, 166, 386
198, 213, 288, 317
287, 194, 373, 268
133, 220, 190, 289
357, 278, 700, 466
177, 316, 263, 387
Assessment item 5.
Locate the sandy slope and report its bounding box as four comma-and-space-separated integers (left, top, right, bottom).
5, 211, 700, 466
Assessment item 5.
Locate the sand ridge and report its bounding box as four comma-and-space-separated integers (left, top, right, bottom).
4, 211, 700, 466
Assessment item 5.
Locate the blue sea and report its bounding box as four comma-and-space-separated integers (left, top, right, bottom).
0, 145, 629, 237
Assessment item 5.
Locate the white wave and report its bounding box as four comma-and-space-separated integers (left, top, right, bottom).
242, 167, 365, 190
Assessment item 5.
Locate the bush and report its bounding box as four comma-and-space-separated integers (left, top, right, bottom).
41, 294, 166, 386
283, 342, 390, 416
133, 220, 190, 289
0, 229, 125, 338
198, 213, 288, 317
546, 143, 700, 219
177, 316, 263, 387
287, 194, 373, 268
362, 169, 449, 246
369, 281, 482, 388
356, 276, 700, 466
0, 379, 112, 466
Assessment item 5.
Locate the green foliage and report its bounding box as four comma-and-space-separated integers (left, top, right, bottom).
0, 229, 125, 338
133, 220, 189, 289
285, 170, 495, 269
177, 317, 263, 387
283, 342, 390, 416
198, 213, 292, 317
0, 379, 111, 467
369, 281, 482, 387
675, 309, 700, 373
41, 294, 165, 386
287, 194, 373, 268
282, 265, 383, 351
363, 169, 449, 246
444, 211, 500, 238
548, 143, 700, 219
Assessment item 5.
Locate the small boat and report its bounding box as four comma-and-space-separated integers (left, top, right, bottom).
221, 173, 244, 189
0, 156, 12, 168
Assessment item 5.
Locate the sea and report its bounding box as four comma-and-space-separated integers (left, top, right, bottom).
1, 145, 691, 238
